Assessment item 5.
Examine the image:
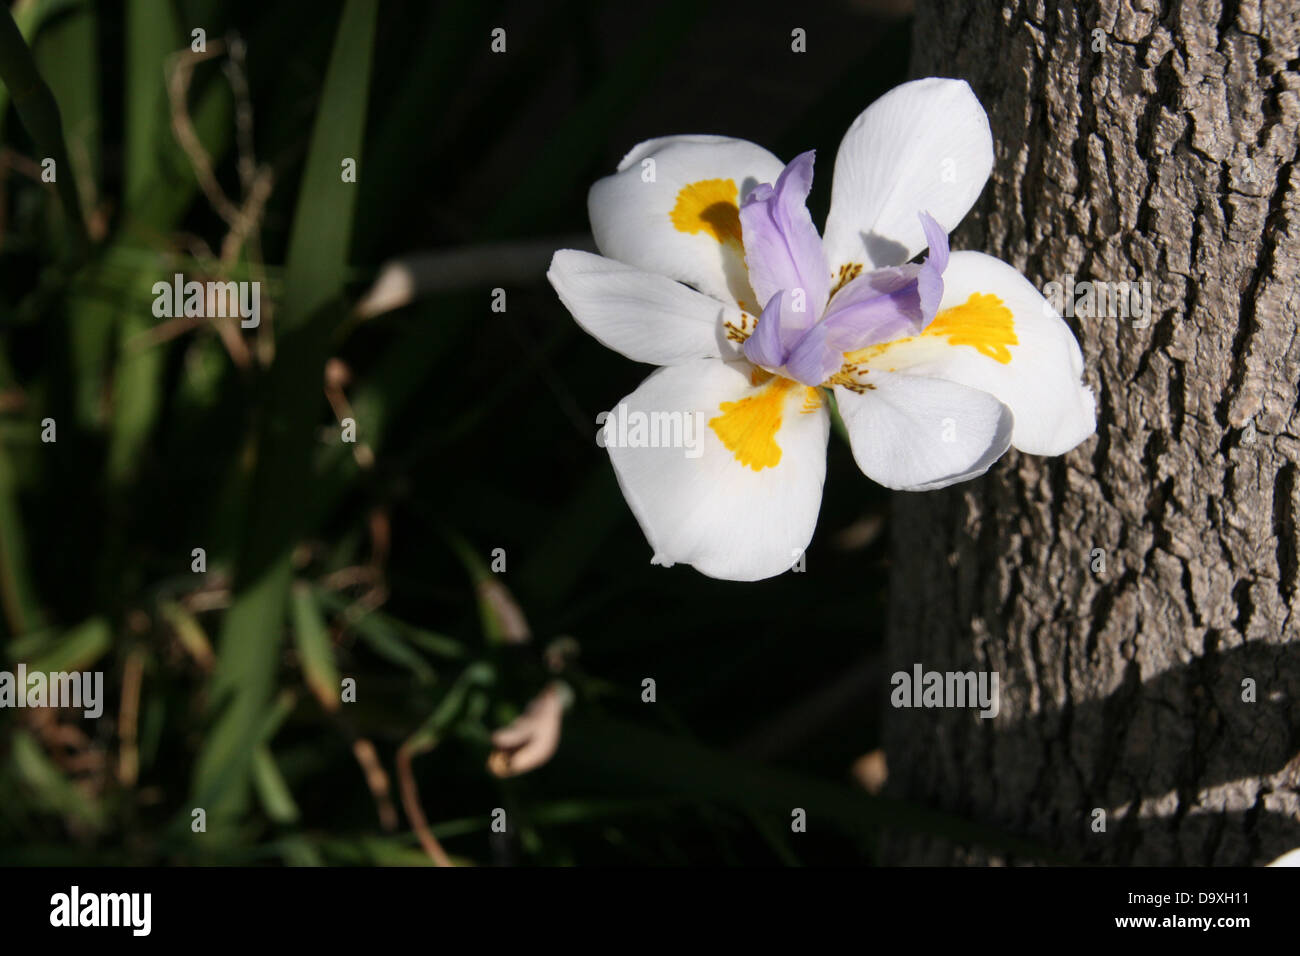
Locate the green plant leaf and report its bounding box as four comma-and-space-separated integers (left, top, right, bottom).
192, 0, 379, 829
290, 582, 341, 710
0, 0, 85, 242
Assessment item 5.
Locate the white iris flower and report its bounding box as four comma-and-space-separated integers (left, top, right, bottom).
548, 78, 1096, 581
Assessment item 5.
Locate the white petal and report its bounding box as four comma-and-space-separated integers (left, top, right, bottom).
834, 375, 1013, 491
822, 78, 994, 274
1267, 848, 1300, 866
588, 136, 786, 309
547, 250, 748, 365
606, 359, 829, 581
850, 251, 1095, 456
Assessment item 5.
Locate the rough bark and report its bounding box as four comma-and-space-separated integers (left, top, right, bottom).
886, 0, 1300, 864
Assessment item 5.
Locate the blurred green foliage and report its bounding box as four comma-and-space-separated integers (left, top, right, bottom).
0, 0, 1033, 866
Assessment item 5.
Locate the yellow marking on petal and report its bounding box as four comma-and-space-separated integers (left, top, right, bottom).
800, 387, 823, 414
841, 343, 888, 366
839, 292, 1018, 371
670, 179, 743, 245
709, 377, 797, 471
921, 292, 1017, 363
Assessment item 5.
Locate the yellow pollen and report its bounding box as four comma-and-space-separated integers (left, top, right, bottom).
709, 377, 797, 471
670, 179, 743, 245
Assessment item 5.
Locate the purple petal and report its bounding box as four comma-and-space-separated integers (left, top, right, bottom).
783, 328, 850, 387
915, 211, 949, 317
815, 265, 929, 349
743, 291, 789, 369
738, 151, 830, 329
915, 261, 944, 322
783, 273, 917, 383
808, 213, 953, 354
775, 216, 954, 386
918, 210, 950, 274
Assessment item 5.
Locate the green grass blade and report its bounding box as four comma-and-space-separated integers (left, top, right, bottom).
0, 1, 86, 243
280, 0, 379, 326
313, 586, 464, 661
121, 0, 231, 230
251, 746, 301, 824
290, 582, 341, 710
122, 0, 180, 213
192, 0, 379, 830
0, 0, 61, 124
0, 443, 44, 637
11, 731, 104, 831
23, 616, 110, 673
34, 0, 98, 199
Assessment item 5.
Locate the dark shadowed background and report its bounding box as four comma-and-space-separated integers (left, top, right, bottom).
0, 0, 994, 866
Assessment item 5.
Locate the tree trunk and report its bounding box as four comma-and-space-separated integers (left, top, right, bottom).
886, 0, 1300, 864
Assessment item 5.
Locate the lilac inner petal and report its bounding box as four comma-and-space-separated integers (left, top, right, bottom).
784, 270, 926, 385
914, 210, 949, 319
742, 291, 790, 370
918, 210, 950, 274
738, 150, 830, 330
749, 212, 952, 387
735, 161, 954, 387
